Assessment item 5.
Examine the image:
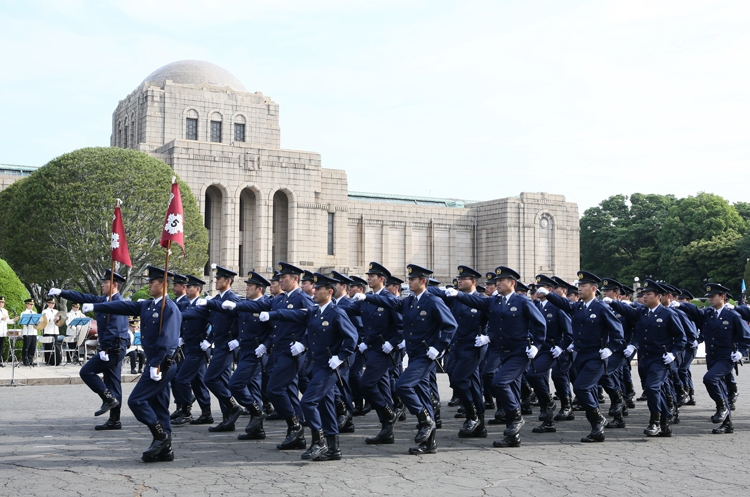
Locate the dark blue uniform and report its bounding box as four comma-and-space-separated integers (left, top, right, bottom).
203, 289, 241, 418
173, 298, 212, 414
529, 298, 573, 410
61, 290, 129, 412
92, 297, 181, 431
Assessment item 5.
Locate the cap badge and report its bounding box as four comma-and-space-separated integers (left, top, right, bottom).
458, 267, 463, 273
278, 264, 283, 271
408, 267, 413, 274
496, 268, 502, 275
578, 272, 584, 279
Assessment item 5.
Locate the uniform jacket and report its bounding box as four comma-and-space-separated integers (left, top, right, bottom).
338, 288, 403, 348
609, 301, 686, 357
60, 290, 129, 349
206, 289, 241, 346
534, 298, 573, 350
545, 292, 624, 352
179, 297, 211, 351
205, 295, 272, 347
677, 303, 750, 358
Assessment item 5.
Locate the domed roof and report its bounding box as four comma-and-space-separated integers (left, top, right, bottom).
142, 60, 247, 92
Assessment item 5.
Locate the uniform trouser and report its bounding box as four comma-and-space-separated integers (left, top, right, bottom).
22, 335, 37, 364
128, 361, 178, 432
333, 354, 354, 408
573, 351, 606, 410
0, 337, 5, 362
261, 352, 273, 404
229, 348, 263, 409
448, 344, 486, 416
204, 345, 234, 416
491, 352, 529, 414
430, 363, 440, 402
550, 351, 573, 399
302, 367, 339, 435
127, 350, 145, 372
348, 351, 366, 402
668, 351, 683, 390
637, 355, 670, 415
80, 342, 126, 405
173, 349, 211, 409
679, 346, 696, 391
389, 349, 404, 399
526, 349, 555, 402
599, 351, 627, 396
396, 355, 435, 418
481, 347, 503, 401
704, 357, 733, 407
298, 352, 314, 395
359, 349, 394, 411
267, 350, 305, 419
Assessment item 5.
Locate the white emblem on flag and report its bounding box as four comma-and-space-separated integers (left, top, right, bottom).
111, 232, 120, 249
164, 213, 184, 235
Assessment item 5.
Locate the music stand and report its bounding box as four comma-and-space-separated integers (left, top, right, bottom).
68, 318, 91, 365
12, 313, 42, 386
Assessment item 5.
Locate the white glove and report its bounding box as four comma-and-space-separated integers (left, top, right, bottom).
599, 347, 612, 360
358, 342, 368, 353
98, 350, 109, 361
669, 301, 680, 308
551, 346, 563, 358
398, 340, 406, 350
82, 303, 94, 313
222, 300, 237, 310
255, 343, 267, 357
352, 292, 366, 302
200, 340, 211, 351
382, 341, 394, 354
692, 340, 699, 348
259, 312, 269, 322
290, 341, 305, 356
491, 290, 498, 296
228, 339, 240, 351
731, 351, 743, 362
726, 303, 735, 310
426, 346, 439, 360
48, 288, 61, 296
196, 298, 207, 306
624, 344, 637, 356
178, 337, 184, 347
444, 288, 458, 297
137, 299, 146, 302
328, 355, 343, 370
602, 297, 613, 303
149, 367, 162, 381
663, 352, 675, 365
536, 287, 549, 296
567, 343, 575, 352
475, 335, 490, 347
526, 345, 538, 359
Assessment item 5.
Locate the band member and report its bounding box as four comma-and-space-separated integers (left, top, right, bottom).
20, 298, 37, 366
64, 303, 84, 363
84, 266, 180, 461
0, 296, 9, 366
126, 320, 146, 374
50, 270, 130, 430
41, 298, 61, 365
260, 273, 357, 460
359, 264, 457, 455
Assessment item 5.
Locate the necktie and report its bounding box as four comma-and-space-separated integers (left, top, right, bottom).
501, 296, 507, 307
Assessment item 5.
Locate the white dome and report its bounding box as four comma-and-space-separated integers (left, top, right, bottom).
142, 60, 247, 92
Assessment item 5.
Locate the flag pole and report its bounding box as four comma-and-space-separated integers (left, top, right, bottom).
159, 240, 171, 335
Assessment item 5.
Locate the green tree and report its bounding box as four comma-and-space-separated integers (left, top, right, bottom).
0, 147, 208, 297
0, 257, 30, 322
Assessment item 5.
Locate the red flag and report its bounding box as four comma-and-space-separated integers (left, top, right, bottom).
160, 176, 185, 257
111, 200, 132, 267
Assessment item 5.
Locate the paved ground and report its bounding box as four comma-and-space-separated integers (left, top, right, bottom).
1, 364, 749, 497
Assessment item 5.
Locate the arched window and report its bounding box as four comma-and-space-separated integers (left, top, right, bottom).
272, 191, 289, 266
234, 114, 246, 142
538, 214, 553, 271
186, 109, 198, 140
210, 112, 222, 143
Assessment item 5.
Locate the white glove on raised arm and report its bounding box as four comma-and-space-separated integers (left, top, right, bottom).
352, 292, 366, 302
536, 287, 549, 296
82, 303, 94, 313
222, 300, 237, 310
444, 288, 458, 297
48, 288, 62, 296
196, 298, 207, 306
259, 312, 270, 322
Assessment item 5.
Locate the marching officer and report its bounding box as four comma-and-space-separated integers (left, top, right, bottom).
206, 271, 273, 440
84, 266, 180, 462
359, 264, 457, 454
260, 273, 358, 460
50, 270, 129, 429
445, 266, 546, 448
537, 271, 624, 443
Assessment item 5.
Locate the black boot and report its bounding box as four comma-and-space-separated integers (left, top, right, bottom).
448, 394, 461, 407
728, 383, 738, 411
409, 426, 437, 454
432, 396, 442, 429
492, 433, 521, 447
172, 404, 193, 426
712, 416, 734, 434
597, 387, 606, 404
659, 411, 672, 437
95, 407, 121, 430
315, 434, 342, 461
711, 400, 729, 424
539, 395, 556, 422
571, 397, 585, 411
238, 413, 266, 440
277, 416, 306, 450
606, 389, 624, 417
190, 406, 214, 425
581, 409, 606, 443
675, 384, 688, 407
336, 401, 355, 433
665, 391, 676, 423
365, 405, 397, 444
644, 412, 661, 437
301, 429, 326, 460
457, 403, 481, 437
483, 393, 496, 411
554, 397, 575, 421
95, 390, 119, 417
394, 397, 407, 421
503, 408, 524, 437
170, 404, 183, 420
488, 407, 506, 425
142, 422, 174, 462
532, 420, 556, 433
244, 401, 266, 434
685, 388, 696, 406
454, 405, 466, 418
605, 411, 626, 429
415, 408, 436, 444
624, 380, 636, 408
208, 399, 242, 432
636, 391, 648, 401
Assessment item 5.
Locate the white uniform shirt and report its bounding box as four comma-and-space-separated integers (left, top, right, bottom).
0, 307, 8, 337
42, 307, 59, 335
21, 308, 37, 337
65, 309, 84, 336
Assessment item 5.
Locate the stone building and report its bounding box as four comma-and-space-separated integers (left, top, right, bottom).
4, 60, 580, 289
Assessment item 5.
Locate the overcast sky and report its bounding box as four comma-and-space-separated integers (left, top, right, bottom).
1, 0, 748, 213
